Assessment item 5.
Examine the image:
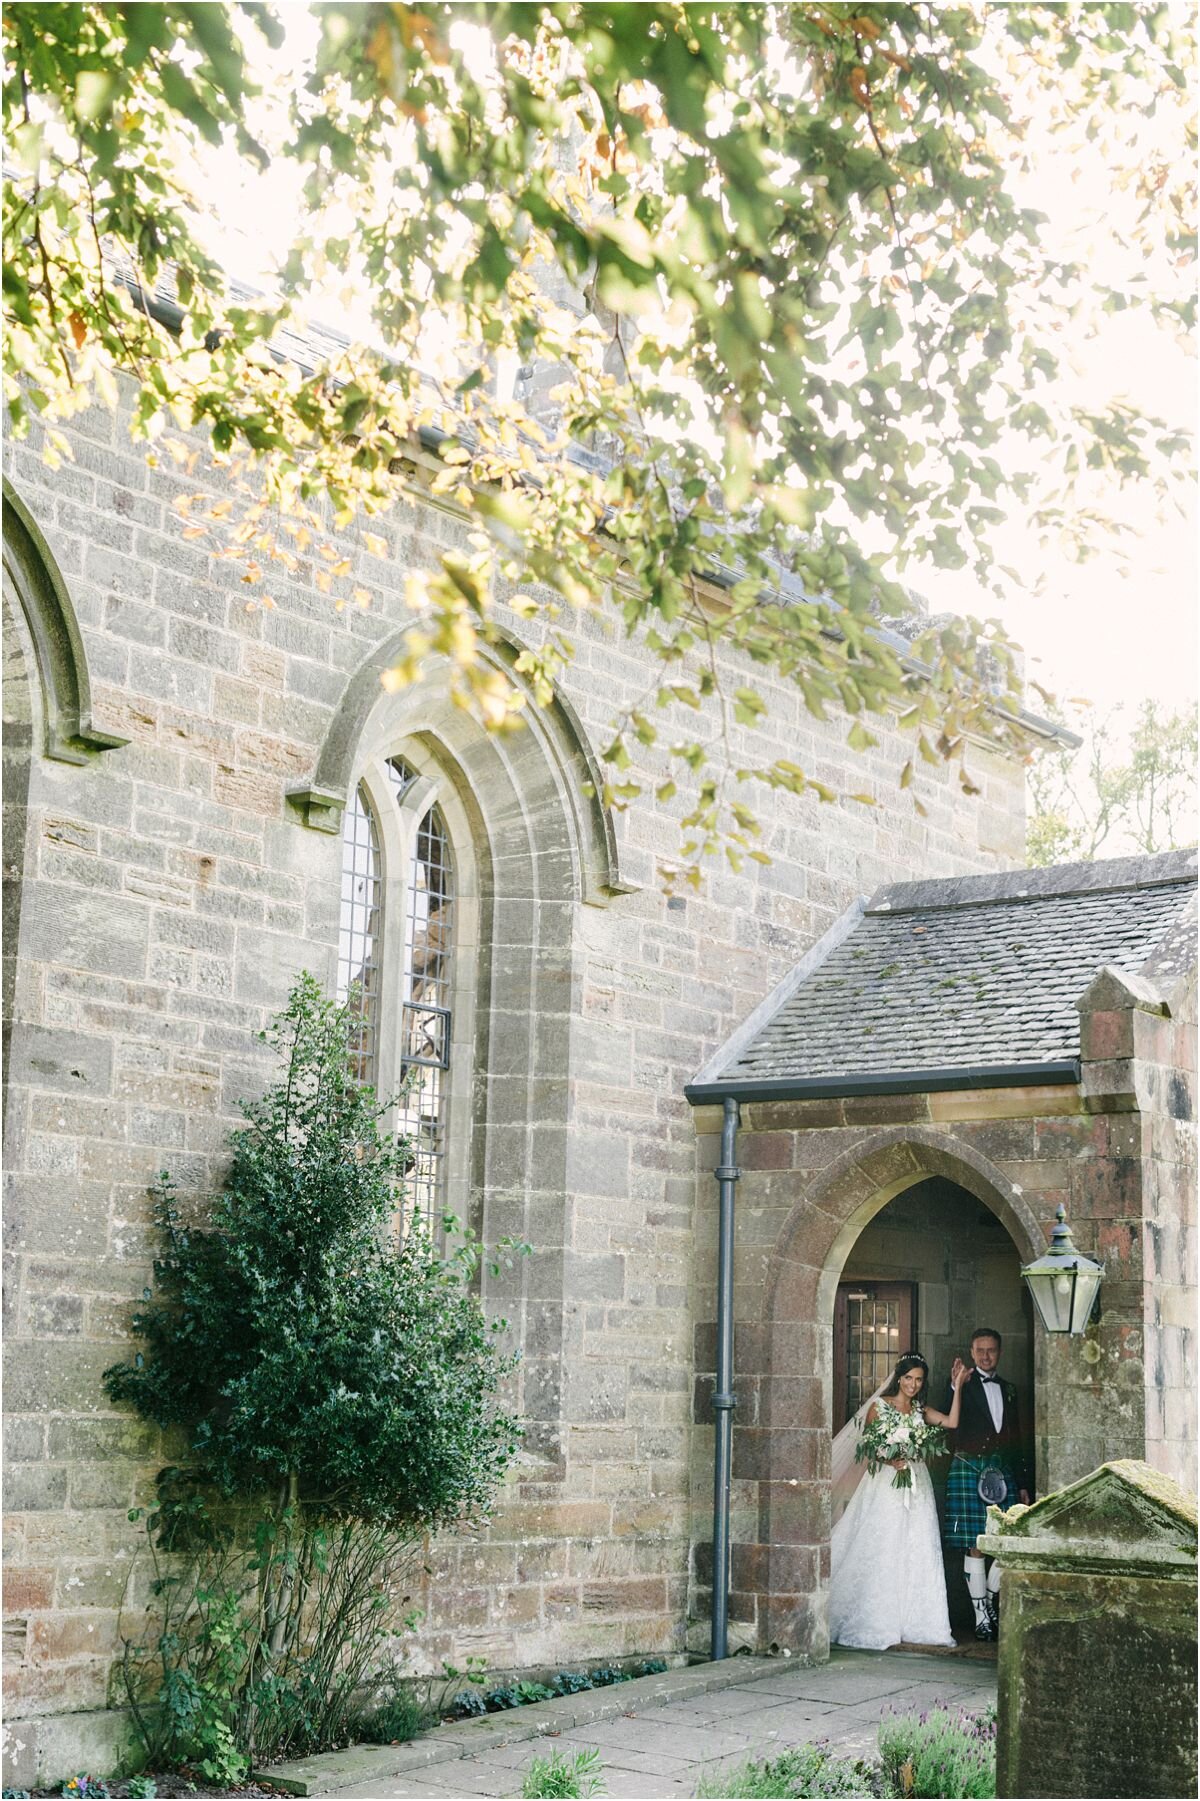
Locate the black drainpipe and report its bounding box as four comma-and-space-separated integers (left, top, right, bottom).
710, 1094, 740, 1660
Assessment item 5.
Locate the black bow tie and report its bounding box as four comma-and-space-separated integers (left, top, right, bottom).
977, 1372, 998, 1382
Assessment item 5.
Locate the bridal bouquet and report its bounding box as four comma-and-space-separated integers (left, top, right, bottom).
855, 1409, 949, 1491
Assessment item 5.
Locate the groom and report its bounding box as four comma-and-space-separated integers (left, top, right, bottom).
944, 1327, 1031, 1641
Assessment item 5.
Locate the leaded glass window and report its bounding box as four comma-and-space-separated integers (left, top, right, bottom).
334, 756, 459, 1222
336, 784, 381, 1083
389, 757, 455, 1221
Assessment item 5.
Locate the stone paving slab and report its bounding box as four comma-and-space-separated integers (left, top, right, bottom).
260, 1656, 795, 1796
297, 1648, 998, 1799
630, 1689, 839, 1728
687, 1702, 845, 1744
534, 1736, 695, 1781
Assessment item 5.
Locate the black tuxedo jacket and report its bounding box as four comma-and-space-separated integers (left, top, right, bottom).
944, 1372, 1032, 1495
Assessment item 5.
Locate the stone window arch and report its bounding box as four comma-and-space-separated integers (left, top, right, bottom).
305, 631, 636, 1463
336, 742, 479, 1228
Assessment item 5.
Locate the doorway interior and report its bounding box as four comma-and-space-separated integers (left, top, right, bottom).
835, 1175, 1034, 1642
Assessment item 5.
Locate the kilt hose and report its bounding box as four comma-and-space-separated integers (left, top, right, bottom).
944, 1453, 1019, 1550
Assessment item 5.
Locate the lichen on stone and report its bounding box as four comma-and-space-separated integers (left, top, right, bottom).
1105, 1459, 1198, 1528
988, 1501, 1031, 1533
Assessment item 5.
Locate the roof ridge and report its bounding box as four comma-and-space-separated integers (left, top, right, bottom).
867, 850, 1197, 916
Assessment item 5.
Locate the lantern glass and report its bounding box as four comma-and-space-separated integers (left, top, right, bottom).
1025, 1266, 1074, 1333
1021, 1206, 1104, 1335
1068, 1267, 1103, 1334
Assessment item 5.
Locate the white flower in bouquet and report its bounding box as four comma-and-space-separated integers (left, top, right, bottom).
855, 1406, 949, 1492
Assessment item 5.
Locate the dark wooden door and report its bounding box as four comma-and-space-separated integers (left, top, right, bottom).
833, 1281, 916, 1429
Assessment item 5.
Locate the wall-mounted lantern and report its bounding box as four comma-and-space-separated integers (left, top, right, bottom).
1021, 1204, 1104, 1335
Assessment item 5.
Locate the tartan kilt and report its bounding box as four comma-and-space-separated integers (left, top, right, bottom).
944, 1453, 1018, 1549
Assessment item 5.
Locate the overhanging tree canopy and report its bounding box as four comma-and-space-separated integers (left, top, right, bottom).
3, 3, 1193, 878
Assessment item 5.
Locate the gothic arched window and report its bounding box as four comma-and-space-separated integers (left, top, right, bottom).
336, 751, 464, 1225
336, 784, 382, 1084
388, 756, 456, 1220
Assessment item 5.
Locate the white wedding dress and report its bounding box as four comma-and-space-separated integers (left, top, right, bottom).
828, 1399, 955, 1651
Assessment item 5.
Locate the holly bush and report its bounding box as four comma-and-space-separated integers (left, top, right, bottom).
104, 976, 522, 1768
104, 972, 520, 1529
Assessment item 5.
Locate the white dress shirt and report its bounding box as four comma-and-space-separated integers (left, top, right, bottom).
978, 1373, 1004, 1432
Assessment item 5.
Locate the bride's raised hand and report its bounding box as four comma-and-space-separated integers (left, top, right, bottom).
951, 1358, 969, 1389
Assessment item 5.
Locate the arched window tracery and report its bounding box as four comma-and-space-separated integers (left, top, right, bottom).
336, 751, 461, 1224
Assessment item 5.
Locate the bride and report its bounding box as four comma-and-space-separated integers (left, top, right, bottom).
828, 1351, 968, 1651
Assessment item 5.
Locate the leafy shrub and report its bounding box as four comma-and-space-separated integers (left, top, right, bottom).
125, 1782, 158, 1800
103, 977, 522, 1773
358, 1685, 429, 1744
104, 976, 520, 1526
360, 1655, 488, 1741
877, 1704, 996, 1799
521, 1746, 604, 1798
485, 1684, 525, 1710
450, 1688, 489, 1718
517, 1681, 557, 1704
696, 1743, 878, 1799
551, 1669, 596, 1696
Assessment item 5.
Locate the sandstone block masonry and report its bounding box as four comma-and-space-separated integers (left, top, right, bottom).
3, 396, 1024, 1782
689, 956, 1197, 1659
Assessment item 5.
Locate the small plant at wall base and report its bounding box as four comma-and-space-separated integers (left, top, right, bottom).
521, 1747, 605, 1800
877, 1704, 996, 1800
695, 1743, 880, 1799
357, 1653, 490, 1743
103, 974, 522, 1772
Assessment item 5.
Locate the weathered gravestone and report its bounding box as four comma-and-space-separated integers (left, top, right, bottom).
978, 1459, 1197, 1800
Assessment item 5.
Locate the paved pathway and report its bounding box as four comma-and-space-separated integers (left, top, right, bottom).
320, 1648, 997, 1800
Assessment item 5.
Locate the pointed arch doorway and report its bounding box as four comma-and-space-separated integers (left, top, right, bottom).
731, 1128, 1044, 1659
834, 1174, 1035, 1641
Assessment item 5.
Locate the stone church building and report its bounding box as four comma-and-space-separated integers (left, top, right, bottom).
2, 389, 1196, 1781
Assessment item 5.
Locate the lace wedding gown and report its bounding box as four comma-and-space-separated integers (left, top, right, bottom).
828, 1399, 955, 1651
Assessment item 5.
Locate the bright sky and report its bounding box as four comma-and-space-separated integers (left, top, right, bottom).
190, 7, 1196, 722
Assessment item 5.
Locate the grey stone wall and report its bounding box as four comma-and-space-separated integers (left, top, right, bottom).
1, 396, 1025, 1771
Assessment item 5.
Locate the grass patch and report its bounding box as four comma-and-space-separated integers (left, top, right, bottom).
521, 1746, 604, 1798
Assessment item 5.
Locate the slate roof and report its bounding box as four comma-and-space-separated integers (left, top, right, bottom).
689, 850, 1197, 1099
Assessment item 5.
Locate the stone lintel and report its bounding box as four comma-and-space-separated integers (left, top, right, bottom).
929, 1085, 1085, 1122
